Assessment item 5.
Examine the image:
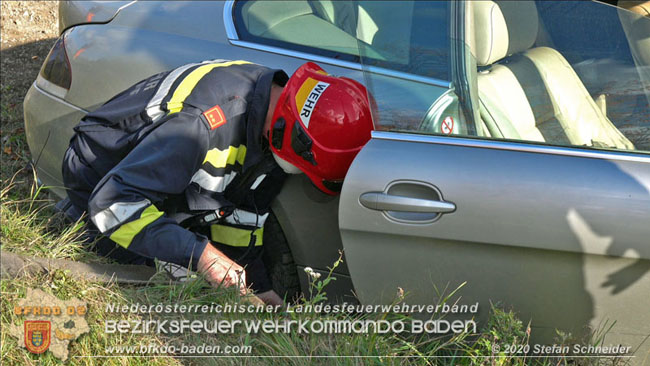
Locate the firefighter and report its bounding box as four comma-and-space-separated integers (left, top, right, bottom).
61, 60, 373, 305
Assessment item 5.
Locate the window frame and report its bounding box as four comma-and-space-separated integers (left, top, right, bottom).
223, 0, 452, 88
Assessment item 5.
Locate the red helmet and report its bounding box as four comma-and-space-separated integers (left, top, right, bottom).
269, 62, 374, 195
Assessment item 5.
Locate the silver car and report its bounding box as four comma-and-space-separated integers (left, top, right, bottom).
24, 0, 650, 357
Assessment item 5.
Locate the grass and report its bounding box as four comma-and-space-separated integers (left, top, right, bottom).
1, 172, 91, 262
0, 89, 630, 366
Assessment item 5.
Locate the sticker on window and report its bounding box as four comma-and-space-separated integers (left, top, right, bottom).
441, 116, 454, 135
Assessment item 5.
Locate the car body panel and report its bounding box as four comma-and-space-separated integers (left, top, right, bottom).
58, 1, 137, 34
23, 83, 87, 197
339, 132, 650, 352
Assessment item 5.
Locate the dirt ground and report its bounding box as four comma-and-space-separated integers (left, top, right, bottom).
1, 0, 59, 104
1, 1, 58, 183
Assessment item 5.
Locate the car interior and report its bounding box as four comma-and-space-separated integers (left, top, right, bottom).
471, 0, 636, 150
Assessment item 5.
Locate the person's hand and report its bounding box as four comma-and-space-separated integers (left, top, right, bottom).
197, 243, 247, 295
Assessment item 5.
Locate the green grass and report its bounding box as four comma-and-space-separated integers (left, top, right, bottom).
1, 176, 92, 262
1, 84, 32, 196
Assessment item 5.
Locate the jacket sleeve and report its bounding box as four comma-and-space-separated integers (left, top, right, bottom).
87, 112, 213, 270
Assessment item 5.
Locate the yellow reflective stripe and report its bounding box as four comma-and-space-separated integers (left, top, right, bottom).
294, 77, 320, 113
109, 205, 164, 248
166, 60, 251, 114
210, 225, 263, 247
204, 145, 246, 168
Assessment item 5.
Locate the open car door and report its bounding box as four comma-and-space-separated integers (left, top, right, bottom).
338, 0, 650, 356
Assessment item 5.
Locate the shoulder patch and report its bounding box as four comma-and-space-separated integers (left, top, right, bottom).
203, 105, 227, 130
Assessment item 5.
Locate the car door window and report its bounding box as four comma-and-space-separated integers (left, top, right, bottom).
414, 0, 650, 153
233, 0, 450, 80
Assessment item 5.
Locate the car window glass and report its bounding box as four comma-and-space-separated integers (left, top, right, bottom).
360, 0, 650, 154
233, 0, 450, 81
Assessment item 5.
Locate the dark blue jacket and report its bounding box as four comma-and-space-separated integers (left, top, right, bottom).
63, 60, 288, 269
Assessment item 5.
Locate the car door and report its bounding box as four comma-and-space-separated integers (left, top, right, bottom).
339, 0, 650, 354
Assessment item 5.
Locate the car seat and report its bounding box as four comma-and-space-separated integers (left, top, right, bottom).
472, 0, 635, 149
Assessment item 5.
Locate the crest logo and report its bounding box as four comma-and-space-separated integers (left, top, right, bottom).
24, 321, 51, 354
203, 104, 227, 130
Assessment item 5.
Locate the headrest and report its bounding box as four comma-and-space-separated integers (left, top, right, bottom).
618, 1, 650, 17
472, 0, 539, 66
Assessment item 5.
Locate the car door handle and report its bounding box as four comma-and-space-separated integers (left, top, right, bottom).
359, 192, 456, 213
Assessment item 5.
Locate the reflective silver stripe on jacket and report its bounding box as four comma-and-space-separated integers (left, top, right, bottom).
92, 199, 151, 233
145, 59, 228, 122
190, 169, 237, 193
250, 174, 266, 190
224, 209, 269, 228
145, 62, 200, 122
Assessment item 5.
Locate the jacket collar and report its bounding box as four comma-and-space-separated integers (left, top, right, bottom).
244, 68, 288, 171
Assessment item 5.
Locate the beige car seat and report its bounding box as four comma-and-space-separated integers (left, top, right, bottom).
619, 1, 650, 17
473, 1, 635, 150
